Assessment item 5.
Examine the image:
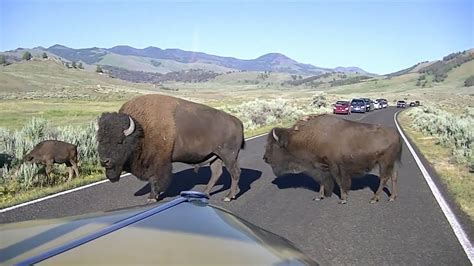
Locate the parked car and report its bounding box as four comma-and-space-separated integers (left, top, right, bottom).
333, 100, 351, 115
1, 191, 317, 265
372, 100, 380, 110
350, 98, 367, 113
409, 102, 416, 107
361, 98, 374, 112
397, 100, 407, 108
376, 99, 388, 108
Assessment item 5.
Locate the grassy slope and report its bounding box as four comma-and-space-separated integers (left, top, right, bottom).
0, 100, 125, 129
0, 60, 154, 94
98, 53, 234, 73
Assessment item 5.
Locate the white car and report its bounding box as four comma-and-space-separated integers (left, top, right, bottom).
372, 100, 381, 110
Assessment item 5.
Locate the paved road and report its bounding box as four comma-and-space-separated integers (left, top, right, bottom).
1, 107, 472, 265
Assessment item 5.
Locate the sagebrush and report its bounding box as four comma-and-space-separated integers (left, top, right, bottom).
0, 117, 100, 199
407, 106, 473, 169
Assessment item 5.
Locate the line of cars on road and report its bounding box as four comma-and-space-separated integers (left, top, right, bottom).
333, 98, 388, 115
396, 100, 420, 108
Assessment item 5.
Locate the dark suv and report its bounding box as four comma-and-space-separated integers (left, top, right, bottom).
361, 98, 374, 112
350, 99, 367, 113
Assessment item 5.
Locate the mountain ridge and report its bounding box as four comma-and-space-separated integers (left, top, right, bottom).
2, 44, 371, 75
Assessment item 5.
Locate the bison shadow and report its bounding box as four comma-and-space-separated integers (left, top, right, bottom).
272, 173, 391, 199
134, 167, 261, 200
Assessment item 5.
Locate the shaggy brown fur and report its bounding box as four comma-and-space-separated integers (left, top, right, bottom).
264, 114, 402, 204
98, 94, 245, 202
24, 140, 79, 180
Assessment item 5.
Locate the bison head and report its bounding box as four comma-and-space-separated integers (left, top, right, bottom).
97, 113, 142, 182
263, 128, 298, 177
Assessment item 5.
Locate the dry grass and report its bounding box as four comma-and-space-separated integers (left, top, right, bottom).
398, 111, 473, 221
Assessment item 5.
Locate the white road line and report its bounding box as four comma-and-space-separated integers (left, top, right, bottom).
0, 173, 131, 213
394, 111, 473, 263
0, 134, 269, 214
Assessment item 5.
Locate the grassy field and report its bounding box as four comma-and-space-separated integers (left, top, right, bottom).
0, 99, 125, 129
398, 110, 473, 220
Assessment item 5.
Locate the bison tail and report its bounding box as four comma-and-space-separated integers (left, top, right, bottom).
396, 137, 403, 166
241, 137, 246, 149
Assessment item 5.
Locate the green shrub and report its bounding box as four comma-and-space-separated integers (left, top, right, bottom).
225, 97, 329, 130
464, 76, 474, 87
408, 106, 473, 166
0, 117, 100, 198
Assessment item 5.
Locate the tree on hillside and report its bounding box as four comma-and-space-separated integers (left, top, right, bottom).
42, 52, 48, 59
0, 55, 6, 65
22, 51, 32, 61
78, 62, 83, 69
72, 61, 77, 68
96, 65, 103, 73
464, 76, 474, 87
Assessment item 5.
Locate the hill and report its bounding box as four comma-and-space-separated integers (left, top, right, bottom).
2, 45, 369, 77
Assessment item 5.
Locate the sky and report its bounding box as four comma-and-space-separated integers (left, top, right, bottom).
1, 0, 473, 74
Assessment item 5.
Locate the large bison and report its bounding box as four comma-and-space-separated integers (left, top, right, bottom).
263, 114, 402, 204
97, 94, 245, 202
24, 140, 80, 180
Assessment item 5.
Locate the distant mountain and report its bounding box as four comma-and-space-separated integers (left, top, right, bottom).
1, 44, 371, 76
333, 66, 372, 75
108, 46, 332, 74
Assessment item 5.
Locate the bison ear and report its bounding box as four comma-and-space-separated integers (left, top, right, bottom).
123, 116, 135, 136
272, 128, 289, 148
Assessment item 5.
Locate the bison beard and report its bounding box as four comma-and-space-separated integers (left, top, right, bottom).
263, 114, 402, 204
97, 94, 245, 203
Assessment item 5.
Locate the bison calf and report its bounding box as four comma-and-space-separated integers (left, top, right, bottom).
24, 140, 80, 180
263, 114, 402, 204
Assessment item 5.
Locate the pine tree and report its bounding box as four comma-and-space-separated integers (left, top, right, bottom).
22, 51, 32, 61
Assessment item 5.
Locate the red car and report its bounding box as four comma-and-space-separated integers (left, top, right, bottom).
333, 100, 351, 115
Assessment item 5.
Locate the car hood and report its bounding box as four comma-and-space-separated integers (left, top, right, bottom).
1, 193, 316, 265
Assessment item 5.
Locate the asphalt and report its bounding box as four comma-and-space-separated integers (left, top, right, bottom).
1, 107, 472, 265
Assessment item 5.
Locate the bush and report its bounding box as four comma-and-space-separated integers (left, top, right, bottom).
224, 97, 329, 130
311, 92, 328, 108
0, 118, 100, 198
22, 51, 32, 61
408, 106, 473, 166
464, 76, 474, 87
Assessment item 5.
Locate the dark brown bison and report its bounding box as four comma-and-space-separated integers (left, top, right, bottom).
97, 94, 245, 202
263, 114, 402, 204
24, 140, 79, 180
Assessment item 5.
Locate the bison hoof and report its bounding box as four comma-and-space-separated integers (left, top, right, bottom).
147, 198, 158, 204
223, 196, 235, 202
338, 200, 347, 205
370, 198, 379, 204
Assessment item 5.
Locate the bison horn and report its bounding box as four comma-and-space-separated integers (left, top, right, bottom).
123, 116, 135, 136
272, 129, 279, 142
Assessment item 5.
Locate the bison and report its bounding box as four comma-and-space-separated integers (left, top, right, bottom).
97, 94, 245, 202
24, 140, 80, 180
263, 114, 402, 204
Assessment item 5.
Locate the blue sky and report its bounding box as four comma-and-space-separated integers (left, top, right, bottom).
1, 0, 472, 74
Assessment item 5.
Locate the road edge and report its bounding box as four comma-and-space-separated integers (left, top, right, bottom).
394, 110, 473, 263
